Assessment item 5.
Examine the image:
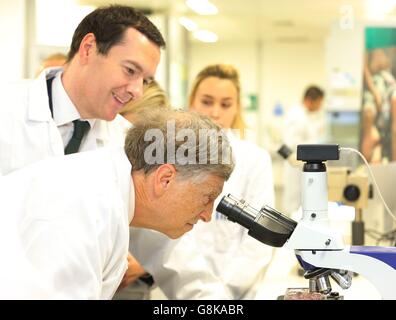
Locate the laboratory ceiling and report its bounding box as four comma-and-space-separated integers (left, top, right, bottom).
76, 0, 395, 42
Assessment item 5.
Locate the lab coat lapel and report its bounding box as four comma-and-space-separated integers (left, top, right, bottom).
28, 67, 64, 122
27, 68, 64, 156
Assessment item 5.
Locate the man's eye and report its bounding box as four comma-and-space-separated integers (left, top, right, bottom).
126, 67, 135, 75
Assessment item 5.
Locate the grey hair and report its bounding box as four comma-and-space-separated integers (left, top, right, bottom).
124, 108, 234, 181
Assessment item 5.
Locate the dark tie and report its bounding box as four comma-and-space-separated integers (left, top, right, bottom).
64, 120, 90, 155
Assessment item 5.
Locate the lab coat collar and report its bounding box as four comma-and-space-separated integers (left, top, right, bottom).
90, 114, 131, 146
28, 67, 63, 122
28, 67, 96, 129
112, 147, 135, 224
52, 71, 96, 129
51, 70, 80, 126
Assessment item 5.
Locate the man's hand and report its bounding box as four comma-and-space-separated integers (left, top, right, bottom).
117, 253, 147, 290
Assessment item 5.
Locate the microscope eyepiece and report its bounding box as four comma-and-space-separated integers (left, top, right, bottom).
216, 194, 297, 247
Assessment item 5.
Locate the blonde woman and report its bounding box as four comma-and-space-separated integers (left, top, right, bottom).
119, 80, 170, 122
189, 64, 275, 299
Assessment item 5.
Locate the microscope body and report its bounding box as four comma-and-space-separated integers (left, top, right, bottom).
293, 246, 396, 299
217, 144, 396, 299
278, 143, 370, 245
285, 164, 344, 250
284, 144, 396, 299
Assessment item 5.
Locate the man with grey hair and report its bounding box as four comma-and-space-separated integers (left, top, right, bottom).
0, 109, 234, 299
125, 109, 233, 237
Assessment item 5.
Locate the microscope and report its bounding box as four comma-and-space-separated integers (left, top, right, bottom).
217, 144, 396, 299
278, 143, 371, 245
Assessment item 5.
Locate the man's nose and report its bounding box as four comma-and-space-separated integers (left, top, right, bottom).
199, 205, 214, 222
126, 78, 144, 101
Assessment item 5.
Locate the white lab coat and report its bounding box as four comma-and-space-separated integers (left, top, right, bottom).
0, 147, 132, 299
0, 207, 63, 299
0, 68, 231, 299
190, 132, 275, 299
282, 104, 326, 214
0, 68, 131, 177
122, 228, 233, 299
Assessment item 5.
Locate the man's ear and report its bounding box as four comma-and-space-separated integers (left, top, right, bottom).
78, 33, 96, 64
153, 164, 177, 196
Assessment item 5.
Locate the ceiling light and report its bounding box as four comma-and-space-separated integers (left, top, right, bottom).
193, 30, 218, 43
186, 0, 218, 15
178, 16, 198, 31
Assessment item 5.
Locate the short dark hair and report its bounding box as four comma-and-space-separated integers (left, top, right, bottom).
303, 85, 324, 101
67, 5, 166, 61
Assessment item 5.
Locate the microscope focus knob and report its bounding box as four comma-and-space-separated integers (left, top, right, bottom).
344, 184, 360, 202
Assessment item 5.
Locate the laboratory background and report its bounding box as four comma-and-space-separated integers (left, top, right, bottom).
2, 0, 396, 300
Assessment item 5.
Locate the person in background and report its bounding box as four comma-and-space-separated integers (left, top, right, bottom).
282, 85, 326, 215
119, 80, 170, 123
35, 53, 67, 77
188, 64, 275, 299
362, 48, 396, 163
0, 109, 233, 299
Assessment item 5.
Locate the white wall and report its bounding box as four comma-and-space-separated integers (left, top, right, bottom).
167, 15, 188, 109
189, 41, 260, 93
260, 40, 325, 119
0, 0, 26, 82
146, 14, 167, 91
325, 22, 364, 112
259, 40, 325, 150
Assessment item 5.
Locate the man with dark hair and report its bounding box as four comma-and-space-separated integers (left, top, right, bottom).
0, 4, 160, 296
282, 85, 326, 215
303, 85, 325, 110
0, 5, 233, 300
0, 4, 165, 176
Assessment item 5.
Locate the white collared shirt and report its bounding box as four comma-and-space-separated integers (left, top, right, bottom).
51, 70, 96, 148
